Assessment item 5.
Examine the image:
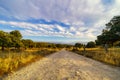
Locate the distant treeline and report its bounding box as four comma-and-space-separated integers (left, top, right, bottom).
0, 30, 73, 51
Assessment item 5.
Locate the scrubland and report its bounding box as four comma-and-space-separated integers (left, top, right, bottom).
0, 48, 60, 77
72, 47, 120, 66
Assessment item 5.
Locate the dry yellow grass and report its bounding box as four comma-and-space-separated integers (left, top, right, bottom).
0, 48, 57, 77
72, 47, 120, 66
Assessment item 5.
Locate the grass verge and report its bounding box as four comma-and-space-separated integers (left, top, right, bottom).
0, 48, 58, 78
72, 48, 120, 67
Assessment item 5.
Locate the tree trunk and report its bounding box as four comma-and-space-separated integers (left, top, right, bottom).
83, 47, 86, 52
104, 44, 108, 53
1, 45, 5, 51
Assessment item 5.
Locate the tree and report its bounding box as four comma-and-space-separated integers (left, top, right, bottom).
86, 41, 96, 48
105, 16, 120, 43
106, 16, 120, 29
56, 44, 65, 48
97, 31, 118, 45
74, 43, 83, 50
10, 30, 22, 39
22, 39, 34, 49
0, 31, 12, 51
48, 43, 56, 48
95, 40, 101, 46
97, 16, 120, 46
10, 30, 23, 49
65, 45, 73, 49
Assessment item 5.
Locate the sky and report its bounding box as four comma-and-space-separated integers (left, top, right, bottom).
0, 0, 120, 44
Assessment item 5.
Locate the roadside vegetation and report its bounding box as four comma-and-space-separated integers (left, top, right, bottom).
0, 49, 57, 77
72, 48, 120, 66
72, 16, 120, 67
0, 47, 72, 77
0, 30, 73, 77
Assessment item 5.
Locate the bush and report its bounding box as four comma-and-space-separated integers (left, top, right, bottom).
86, 41, 96, 48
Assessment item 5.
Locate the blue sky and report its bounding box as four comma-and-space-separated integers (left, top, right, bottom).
0, 0, 120, 44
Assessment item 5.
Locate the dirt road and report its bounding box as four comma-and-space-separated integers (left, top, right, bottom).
3, 49, 120, 80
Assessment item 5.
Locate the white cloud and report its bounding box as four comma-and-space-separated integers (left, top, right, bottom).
0, 20, 72, 37
0, 20, 95, 39
0, 0, 105, 21
56, 25, 65, 32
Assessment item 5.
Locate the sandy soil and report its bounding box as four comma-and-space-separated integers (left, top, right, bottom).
3, 49, 120, 80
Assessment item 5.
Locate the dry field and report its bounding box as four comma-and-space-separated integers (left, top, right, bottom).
73, 47, 120, 66
0, 48, 59, 78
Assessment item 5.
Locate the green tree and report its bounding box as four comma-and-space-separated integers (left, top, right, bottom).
95, 40, 101, 46
105, 16, 120, 45
108, 16, 120, 35
86, 41, 96, 48
22, 39, 34, 49
10, 30, 23, 49
48, 43, 56, 48
56, 44, 65, 48
75, 43, 83, 48
10, 30, 22, 39
0, 31, 12, 51
74, 43, 83, 50
97, 16, 120, 46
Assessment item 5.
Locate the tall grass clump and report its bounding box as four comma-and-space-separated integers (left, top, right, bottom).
0, 48, 57, 77
72, 48, 120, 66
0, 51, 37, 76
